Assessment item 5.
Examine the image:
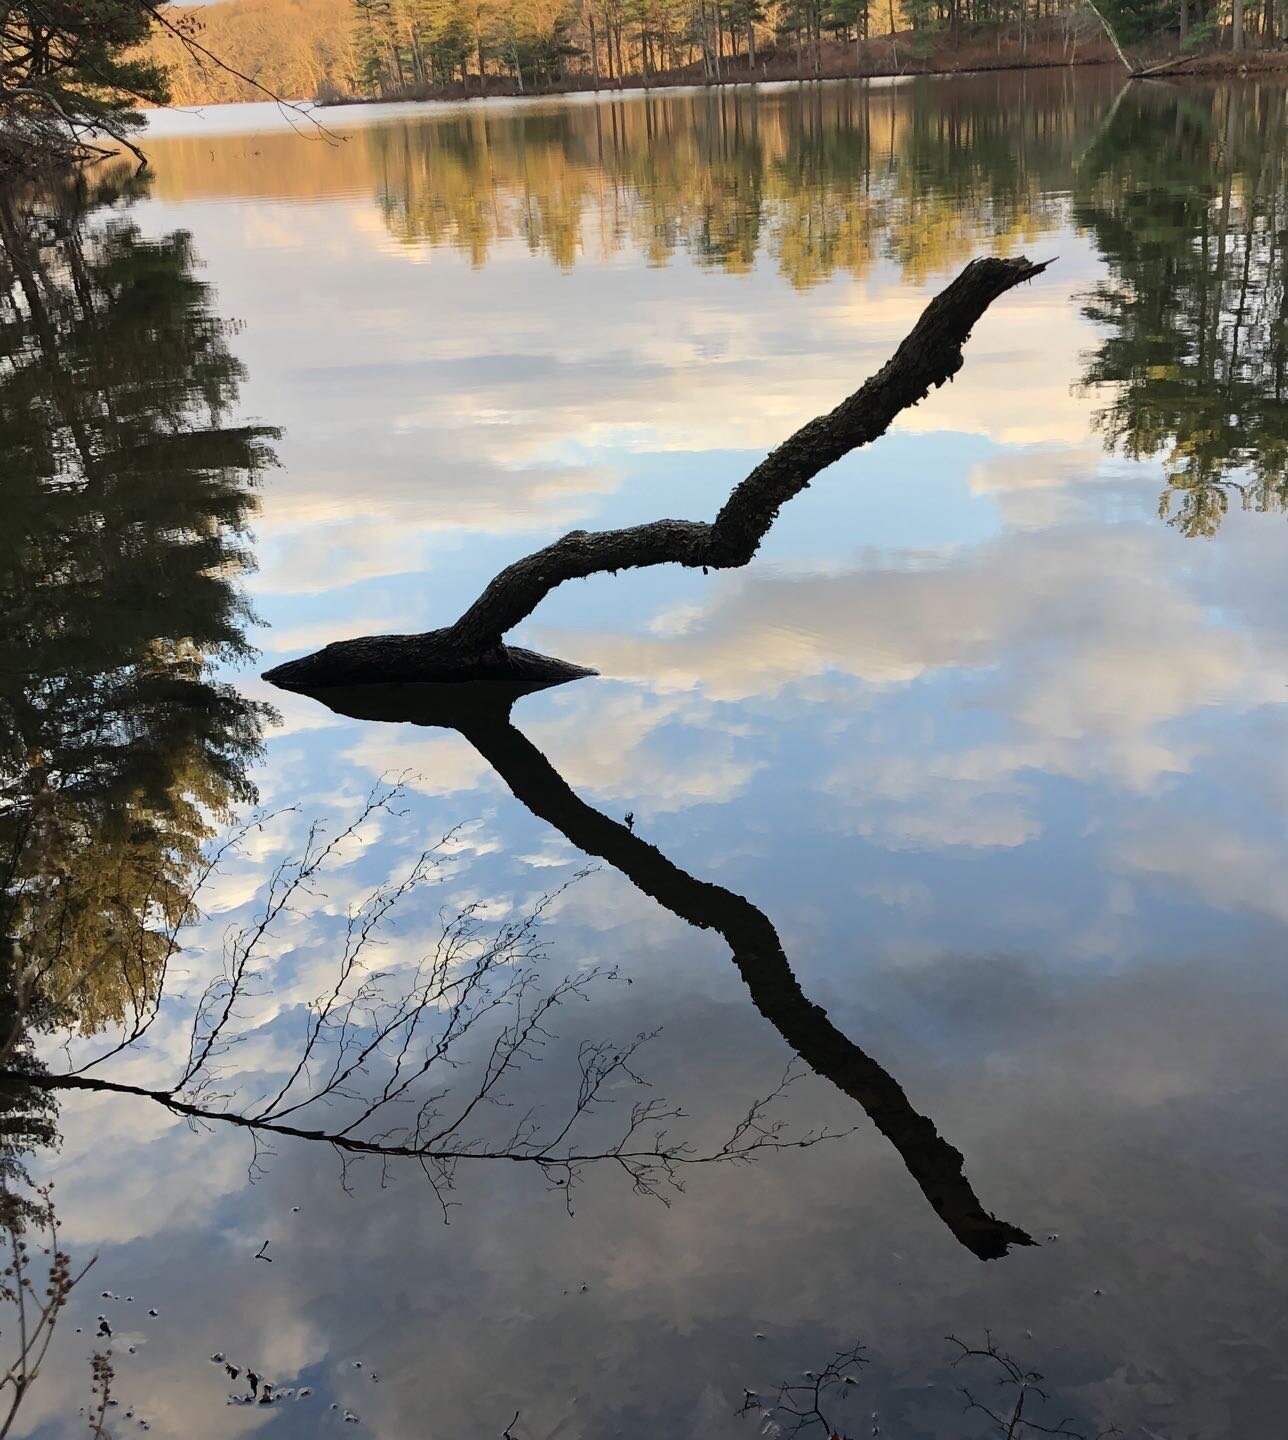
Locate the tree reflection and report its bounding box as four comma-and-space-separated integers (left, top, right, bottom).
0, 174, 275, 1038
299, 678, 1034, 1262
361, 75, 1288, 538
1076, 82, 1288, 536
357, 71, 1109, 283
0, 949, 57, 1225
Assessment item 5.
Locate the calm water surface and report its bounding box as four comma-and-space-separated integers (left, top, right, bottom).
5, 69, 1288, 1438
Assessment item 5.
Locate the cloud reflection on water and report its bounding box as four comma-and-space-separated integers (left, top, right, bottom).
19, 70, 1288, 1440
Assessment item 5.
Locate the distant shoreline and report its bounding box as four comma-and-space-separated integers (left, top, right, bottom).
133, 34, 1288, 132
311, 33, 1288, 112
319, 36, 1120, 110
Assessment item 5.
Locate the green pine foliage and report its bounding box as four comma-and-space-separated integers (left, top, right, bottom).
0, 174, 274, 1035
0, 1, 171, 172
1076, 86, 1288, 536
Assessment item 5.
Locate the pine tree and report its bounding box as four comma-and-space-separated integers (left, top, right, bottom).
0, 174, 275, 1034
0, 1, 170, 172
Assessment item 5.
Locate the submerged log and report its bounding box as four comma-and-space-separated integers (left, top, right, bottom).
265, 255, 1050, 692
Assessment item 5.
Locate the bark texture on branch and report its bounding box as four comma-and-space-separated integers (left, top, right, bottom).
296, 681, 1034, 1261
265, 255, 1049, 691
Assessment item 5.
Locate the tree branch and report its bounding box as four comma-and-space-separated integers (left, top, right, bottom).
265, 255, 1050, 690
131, 0, 343, 145
4, 793, 844, 1208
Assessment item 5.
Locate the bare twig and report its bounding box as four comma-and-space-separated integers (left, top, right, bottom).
743, 1336, 1118, 1440
130, 1, 343, 146
948, 1333, 1121, 1439
0, 1182, 98, 1439
3, 787, 842, 1209
740, 1342, 869, 1436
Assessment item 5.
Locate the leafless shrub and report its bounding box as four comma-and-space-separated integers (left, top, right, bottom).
0, 1180, 100, 1438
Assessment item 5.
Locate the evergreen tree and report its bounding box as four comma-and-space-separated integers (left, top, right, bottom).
0, 1, 170, 172
0, 172, 275, 1034
1075, 86, 1288, 536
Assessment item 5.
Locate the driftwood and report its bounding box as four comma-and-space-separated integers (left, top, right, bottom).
265, 255, 1049, 692
295, 681, 1035, 1261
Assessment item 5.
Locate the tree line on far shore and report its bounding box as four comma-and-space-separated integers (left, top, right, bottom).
0, 0, 1279, 173
146, 0, 1283, 107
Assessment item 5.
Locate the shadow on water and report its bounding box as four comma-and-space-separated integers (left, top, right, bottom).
290, 677, 1035, 1262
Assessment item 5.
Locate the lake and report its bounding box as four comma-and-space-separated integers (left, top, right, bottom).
3, 68, 1287, 1439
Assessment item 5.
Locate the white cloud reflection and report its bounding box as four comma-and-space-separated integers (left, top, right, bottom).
27, 82, 1288, 1440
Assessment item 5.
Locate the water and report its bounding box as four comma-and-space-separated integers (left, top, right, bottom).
3, 70, 1287, 1438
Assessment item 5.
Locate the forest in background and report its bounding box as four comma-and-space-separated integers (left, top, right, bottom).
146, 0, 1284, 106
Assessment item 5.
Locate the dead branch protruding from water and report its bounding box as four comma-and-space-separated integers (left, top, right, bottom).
265, 255, 1049, 690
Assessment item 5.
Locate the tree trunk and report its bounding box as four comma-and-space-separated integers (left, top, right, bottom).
1083, 0, 1134, 71
1233, 0, 1244, 48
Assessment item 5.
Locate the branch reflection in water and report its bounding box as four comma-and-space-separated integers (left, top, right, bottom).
288, 676, 1034, 1262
